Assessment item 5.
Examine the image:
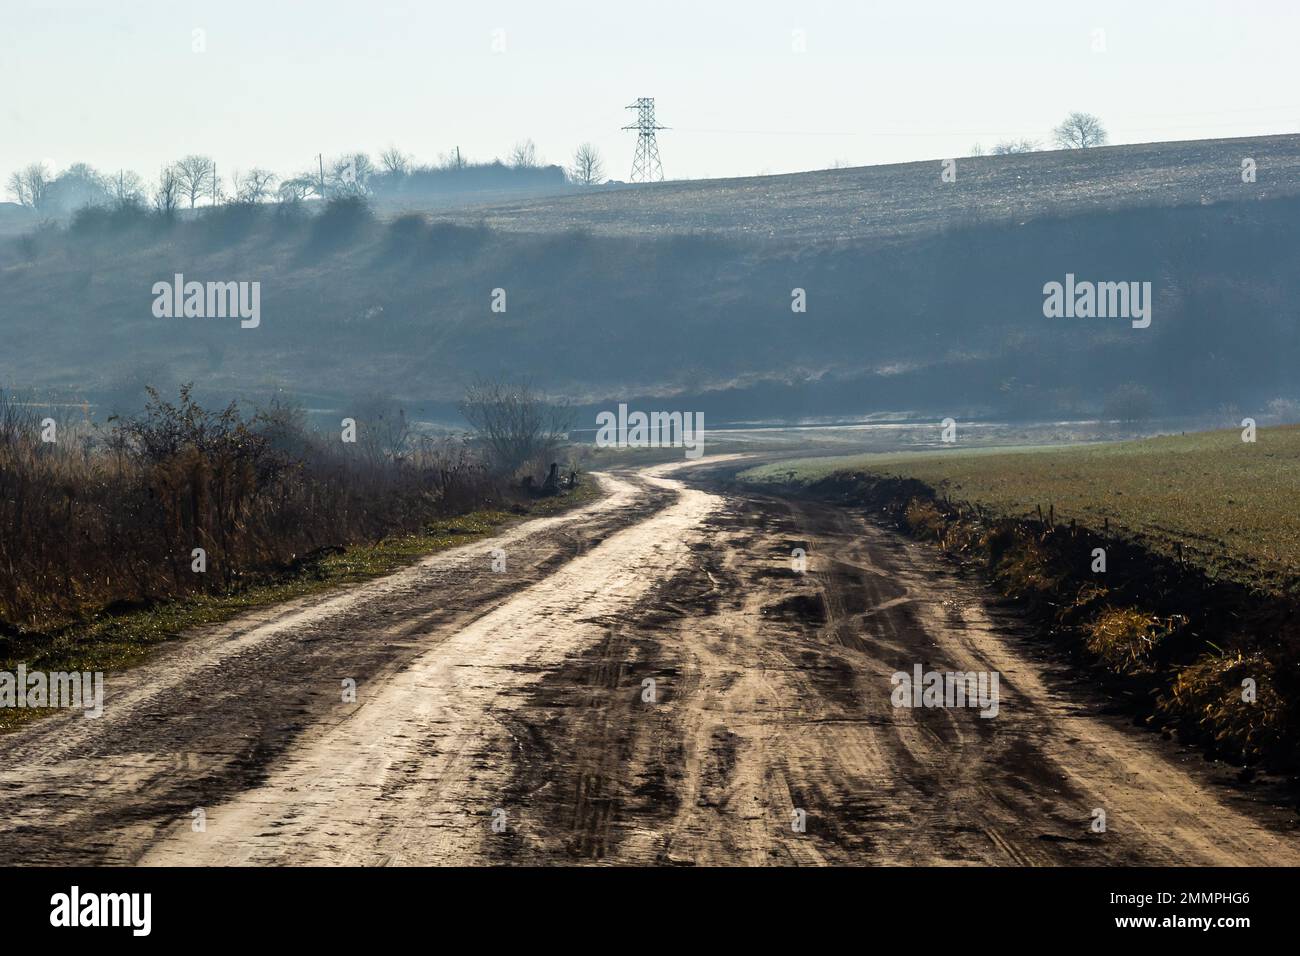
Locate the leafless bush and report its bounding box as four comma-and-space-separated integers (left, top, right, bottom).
0, 386, 508, 633
459, 380, 571, 477
350, 395, 411, 464
991, 139, 1040, 155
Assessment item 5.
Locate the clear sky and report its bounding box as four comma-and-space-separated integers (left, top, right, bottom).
3, 0, 1297, 192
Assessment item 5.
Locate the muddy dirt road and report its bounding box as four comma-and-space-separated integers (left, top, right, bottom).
2, 459, 1298, 866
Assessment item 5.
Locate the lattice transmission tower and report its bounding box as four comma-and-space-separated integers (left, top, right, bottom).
622, 97, 666, 182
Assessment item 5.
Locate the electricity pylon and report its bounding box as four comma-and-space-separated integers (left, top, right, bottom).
622, 98, 666, 182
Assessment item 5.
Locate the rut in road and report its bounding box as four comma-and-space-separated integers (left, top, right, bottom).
2, 460, 1298, 865
483, 485, 1300, 865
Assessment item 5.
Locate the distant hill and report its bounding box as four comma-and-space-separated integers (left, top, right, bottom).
433, 133, 1300, 242
1, 134, 1298, 423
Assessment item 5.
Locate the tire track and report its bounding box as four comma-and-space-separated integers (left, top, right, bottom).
137, 464, 720, 865
3, 458, 1298, 866
0, 468, 678, 865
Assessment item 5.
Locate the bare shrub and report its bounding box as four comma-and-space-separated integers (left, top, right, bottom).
990, 139, 1039, 155
459, 380, 571, 477
0, 386, 509, 633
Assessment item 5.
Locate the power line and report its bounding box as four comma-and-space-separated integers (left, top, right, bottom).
674, 112, 1300, 140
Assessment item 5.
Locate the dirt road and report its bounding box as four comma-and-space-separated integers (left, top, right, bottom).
2, 459, 1297, 866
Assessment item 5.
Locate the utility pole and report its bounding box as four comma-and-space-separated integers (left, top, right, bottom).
622, 97, 666, 182
317, 154, 326, 198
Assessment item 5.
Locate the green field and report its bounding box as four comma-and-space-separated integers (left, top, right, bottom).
742, 426, 1300, 592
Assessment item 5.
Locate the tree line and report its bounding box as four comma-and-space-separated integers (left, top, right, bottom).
6, 140, 609, 216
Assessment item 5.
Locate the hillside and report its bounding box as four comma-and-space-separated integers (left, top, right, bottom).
438, 133, 1300, 242
2, 133, 1299, 420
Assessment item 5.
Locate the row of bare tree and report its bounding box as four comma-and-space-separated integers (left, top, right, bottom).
7, 141, 609, 215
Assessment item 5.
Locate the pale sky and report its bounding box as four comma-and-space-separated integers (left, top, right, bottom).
3, 0, 1297, 192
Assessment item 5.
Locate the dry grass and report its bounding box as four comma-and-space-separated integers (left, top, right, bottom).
1158, 651, 1287, 761
903, 499, 946, 540
1085, 607, 1185, 675
0, 482, 601, 734
0, 386, 498, 634
0, 386, 596, 733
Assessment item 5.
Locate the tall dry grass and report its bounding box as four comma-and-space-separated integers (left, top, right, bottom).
0, 386, 494, 633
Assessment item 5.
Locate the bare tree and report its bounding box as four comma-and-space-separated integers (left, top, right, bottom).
34, 162, 112, 216
1053, 112, 1108, 149
570, 143, 605, 185
327, 153, 375, 197
50, 163, 109, 207
174, 154, 216, 208
508, 139, 538, 169
278, 175, 319, 202
107, 169, 146, 207
379, 146, 411, 176
153, 165, 181, 216
351, 395, 412, 462
990, 139, 1040, 155
233, 167, 278, 203
459, 380, 570, 476
6, 163, 51, 210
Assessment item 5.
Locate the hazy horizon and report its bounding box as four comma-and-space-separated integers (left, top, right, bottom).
4, 0, 1298, 192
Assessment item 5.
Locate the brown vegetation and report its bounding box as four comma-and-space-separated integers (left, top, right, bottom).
792, 472, 1300, 772
0, 386, 505, 635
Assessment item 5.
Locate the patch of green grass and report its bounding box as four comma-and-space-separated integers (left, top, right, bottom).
0, 483, 601, 733
743, 425, 1300, 592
